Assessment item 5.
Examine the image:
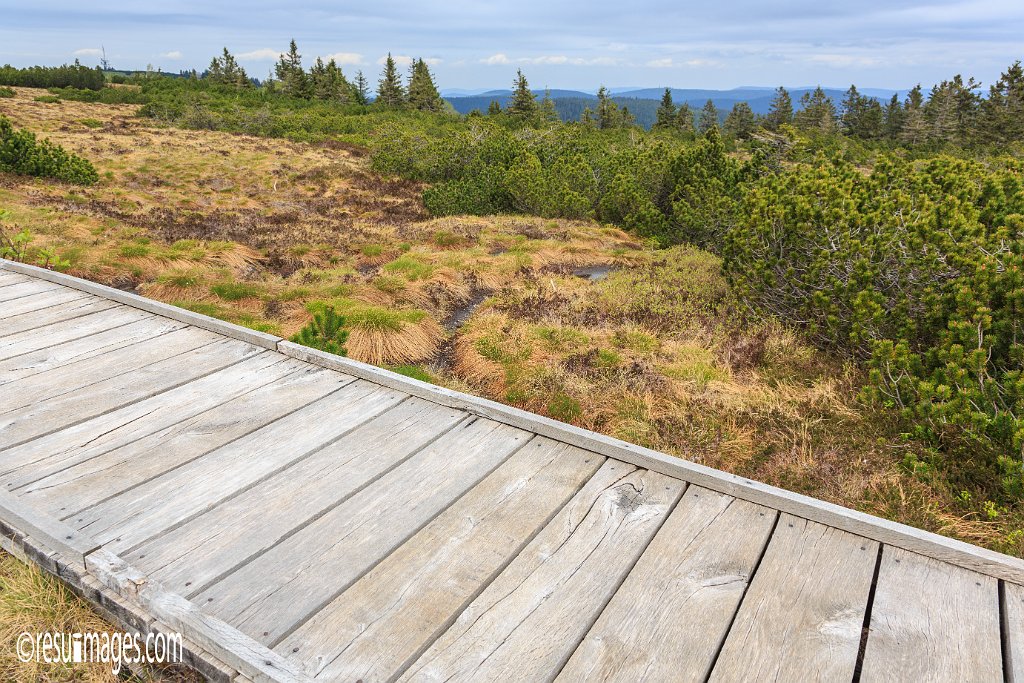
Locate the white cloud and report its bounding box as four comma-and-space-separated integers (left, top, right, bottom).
377, 54, 441, 67
161, 50, 183, 60
808, 54, 881, 67
73, 48, 103, 57
323, 52, 364, 66
645, 57, 719, 68
481, 53, 618, 67
237, 48, 283, 61
481, 53, 511, 65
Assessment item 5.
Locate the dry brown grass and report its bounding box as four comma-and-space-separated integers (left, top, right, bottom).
2, 89, 1021, 557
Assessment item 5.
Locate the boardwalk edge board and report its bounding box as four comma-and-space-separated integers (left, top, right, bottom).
2, 257, 1023, 587
0, 260, 281, 350
0, 489, 99, 567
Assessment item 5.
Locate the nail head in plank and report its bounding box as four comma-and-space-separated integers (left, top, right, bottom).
709, 514, 877, 682
558, 486, 776, 683
859, 546, 1002, 682
0, 489, 99, 568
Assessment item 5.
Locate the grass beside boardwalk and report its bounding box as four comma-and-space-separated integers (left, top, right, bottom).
0, 85, 1021, 559
0, 551, 200, 682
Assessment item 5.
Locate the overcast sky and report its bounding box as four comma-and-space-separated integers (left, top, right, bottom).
2, 1, 1022, 91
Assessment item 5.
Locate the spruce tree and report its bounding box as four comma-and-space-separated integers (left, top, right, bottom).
675, 102, 695, 136
883, 94, 905, 140
724, 101, 756, 139
407, 59, 442, 111
654, 88, 676, 128
487, 99, 503, 116
275, 39, 309, 98
794, 87, 836, 133
764, 86, 793, 130
981, 60, 1024, 144
508, 69, 537, 119
900, 85, 927, 145
376, 53, 405, 107
353, 70, 369, 104
697, 99, 719, 134
595, 86, 620, 129
538, 88, 560, 124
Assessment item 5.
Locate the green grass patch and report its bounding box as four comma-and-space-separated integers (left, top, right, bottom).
210, 281, 263, 301
383, 254, 434, 281
388, 364, 434, 383
118, 243, 150, 258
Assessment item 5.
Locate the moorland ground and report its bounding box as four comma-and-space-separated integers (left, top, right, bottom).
1, 85, 1021, 559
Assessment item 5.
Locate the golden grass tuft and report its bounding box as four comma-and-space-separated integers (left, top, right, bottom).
346, 317, 443, 365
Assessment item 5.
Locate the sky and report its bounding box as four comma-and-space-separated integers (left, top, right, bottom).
2, 1, 1022, 92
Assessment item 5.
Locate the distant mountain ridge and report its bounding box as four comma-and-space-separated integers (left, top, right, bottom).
442, 85, 912, 130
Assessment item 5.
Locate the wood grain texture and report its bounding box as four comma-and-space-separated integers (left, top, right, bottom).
860, 546, 1002, 682
0, 270, 27, 287
0, 335, 264, 455
0, 305, 152, 360
17, 363, 354, 517
400, 462, 684, 683
73, 380, 403, 552
0, 324, 209, 419
0, 347, 277, 479
709, 514, 877, 682
0, 316, 186, 387
0, 287, 92, 320
277, 438, 604, 682
126, 398, 465, 596
279, 341, 1024, 584
85, 549, 314, 683
0, 278, 59, 303
1007, 582, 1024, 683
0, 489, 98, 568
197, 418, 532, 647
558, 486, 776, 683
1, 296, 117, 338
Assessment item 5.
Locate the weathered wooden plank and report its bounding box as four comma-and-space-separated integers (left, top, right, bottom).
17, 366, 354, 517
709, 514, 877, 682
0, 305, 151, 360
0, 489, 98, 569
0, 335, 260, 453
0, 324, 208, 418
0, 278, 60, 303
1007, 582, 1024, 683
0, 259, 282, 350
73, 380, 405, 552
277, 438, 605, 682
197, 418, 532, 646
0, 349, 279, 479
279, 341, 1024, 585
126, 397, 465, 597
557, 486, 776, 683
0, 270, 28, 287
399, 463, 684, 683
0, 287, 91, 319
0, 316, 185, 387
0, 295, 118, 338
85, 549, 315, 683
860, 546, 1002, 682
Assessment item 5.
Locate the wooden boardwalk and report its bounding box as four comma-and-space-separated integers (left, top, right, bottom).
1, 259, 1022, 682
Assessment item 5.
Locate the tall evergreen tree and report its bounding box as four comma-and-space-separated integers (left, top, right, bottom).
764, 86, 793, 130
924, 75, 980, 145
595, 86, 620, 129
654, 88, 676, 128
508, 69, 537, 119
883, 94, 905, 140
981, 60, 1024, 144
900, 84, 928, 145
840, 85, 882, 139
724, 101, 757, 139
794, 87, 836, 133
698, 99, 719, 134
353, 70, 369, 104
406, 58, 442, 111
538, 88, 560, 124
487, 99, 503, 116
275, 39, 309, 98
206, 48, 248, 87
376, 53, 405, 107
675, 102, 695, 136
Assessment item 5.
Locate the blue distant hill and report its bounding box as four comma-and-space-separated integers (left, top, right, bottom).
443, 86, 912, 129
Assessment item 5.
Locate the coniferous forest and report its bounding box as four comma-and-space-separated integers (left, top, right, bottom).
2, 42, 1024, 552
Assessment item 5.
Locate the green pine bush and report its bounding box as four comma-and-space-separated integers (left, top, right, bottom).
0, 116, 99, 185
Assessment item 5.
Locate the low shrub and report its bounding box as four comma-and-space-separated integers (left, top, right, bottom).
0, 116, 99, 185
